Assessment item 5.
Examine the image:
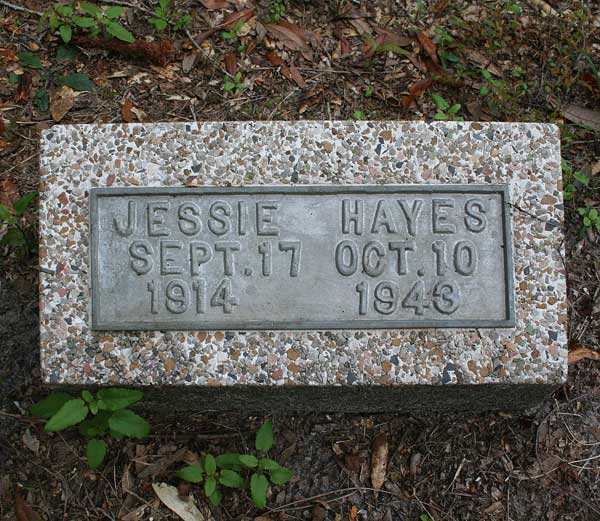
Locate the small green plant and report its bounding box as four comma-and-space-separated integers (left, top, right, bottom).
431, 93, 463, 121
224, 71, 244, 94
267, 0, 286, 23
479, 69, 507, 97
221, 20, 245, 41
364, 85, 374, 98
352, 110, 367, 120
43, 2, 134, 43
578, 206, 600, 232
148, 0, 191, 32
0, 192, 37, 257
31, 388, 150, 469
176, 420, 292, 509
562, 159, 589, 201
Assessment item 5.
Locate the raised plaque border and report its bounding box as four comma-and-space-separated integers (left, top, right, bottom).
90, 184, 515, 331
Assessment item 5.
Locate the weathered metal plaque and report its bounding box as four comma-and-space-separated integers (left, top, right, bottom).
90, 185, 514, 330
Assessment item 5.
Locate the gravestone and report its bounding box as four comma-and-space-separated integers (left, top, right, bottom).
39, 121, 567, 413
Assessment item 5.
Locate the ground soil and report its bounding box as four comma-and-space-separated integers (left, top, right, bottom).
1, 1, 599, 520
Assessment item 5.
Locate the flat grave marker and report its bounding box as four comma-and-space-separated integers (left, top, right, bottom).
40, 121, 567, 412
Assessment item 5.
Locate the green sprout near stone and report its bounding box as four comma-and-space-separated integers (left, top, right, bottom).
224, 71, 244, 94
0, 192, 38, 257
176, 420, 292, 509
31, 388, 150, 469
221, 20, 245, 41
578, 206, 600, 232
562, 159, 589, 201
352, 110, 367, 121
431, 93, 463, 121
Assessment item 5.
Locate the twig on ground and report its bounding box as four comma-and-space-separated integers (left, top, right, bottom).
0, 0, 42, 16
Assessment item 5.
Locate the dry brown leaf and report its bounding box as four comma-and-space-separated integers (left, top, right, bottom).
591, 160, 600, 177
221, 8, 254, 30
370, 432, 388, 494
373, 27, 413, 47
289, 65, 307, 89
199, 0, 233, 8
0, 178, 18, 209
15, 486, 41, 521
224, 51, 237, 76
0, 47, 18, 62
50, 85, 75, 122
152, 483, 206, 521
403, 77, 434, 110
15, 72, 32, 104
265, 22, 312, 60
182, 53, 197, 74
463, 49, 502, 76
121, 98, 133, 123
416, 31, 438, 64
568, 346, 600, 364
562, 104, 600, 130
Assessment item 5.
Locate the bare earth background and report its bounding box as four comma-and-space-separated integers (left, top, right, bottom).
0, 1, 599, 520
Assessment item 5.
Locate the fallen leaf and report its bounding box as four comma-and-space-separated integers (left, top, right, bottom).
50, 85, 76, 122
221, 8, 254, 30
591, 160, 600, 177
0, 178, 18, 209
130, 106, 146, 122
265, 22, 312, 60
373, 27, 413, 47
182, 53, 197, 74
464, 49, 502, 76
416, 31, 438, 64
22, 429, 39, 454
15, 72, 32, 104
289, 65, 307, 89
15, 485, 41, 521
152, 483, 206, 521
0, 47, 18, 62
199, 0, 232, 8
370, 432, 388, 494
224, 51, 237, 76
562, 104, 600, 130
568, 346, 600, 364
121, 98, 133, 123
402, 77, 433, 110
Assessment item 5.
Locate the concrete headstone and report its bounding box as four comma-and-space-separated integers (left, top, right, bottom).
39, 121, 567, 412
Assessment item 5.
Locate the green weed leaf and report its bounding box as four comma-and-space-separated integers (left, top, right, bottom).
255, 420, 274, 452
258, 458, 280, 471
269, 467, 292, 485
79, 410, 110, 437
45, 399, 88, 432
431, 93, 449, 111
250, 472, 268, 509
17, 51, 42, 69
31, 391, 73, 419
176, 464, 204, 483
208, 488, 222, 506
73, 16, 96, 28
97, 388, 143, 410
204, 454, 216, 475
81, 2, 102, 16
34, 89, 49, 112
219, 469, 244, 489
204, 476, 216, 497
87, 438, 107, 469
105, 6, 125, 18
107, 22, 134, 42
0, 204, 12, 221
108, 409, 150, 438
13, 192, 37, 216
239, 455, 258, 468
59, 24, 72, 43
58, 72, 95, 91
216, 453, 241, 469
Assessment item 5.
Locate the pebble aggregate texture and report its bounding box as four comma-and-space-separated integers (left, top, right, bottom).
39, 121, 567, 405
